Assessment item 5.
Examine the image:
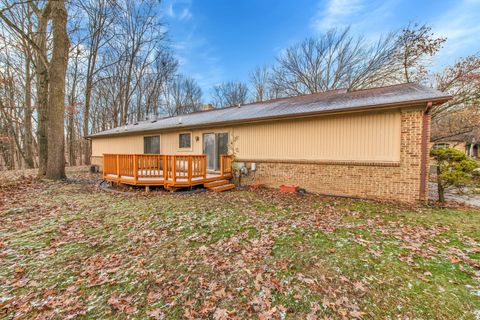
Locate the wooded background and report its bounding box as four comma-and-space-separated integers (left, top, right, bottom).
0, 0, 479, 178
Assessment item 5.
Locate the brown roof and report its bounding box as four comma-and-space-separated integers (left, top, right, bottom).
88, 83, 451, 138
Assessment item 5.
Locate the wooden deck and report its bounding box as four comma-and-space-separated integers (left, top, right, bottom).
102, 154, 233, 190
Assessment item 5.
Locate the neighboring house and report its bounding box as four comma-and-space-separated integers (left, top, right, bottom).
431, 139, 479, 159
86, 83, 451, 202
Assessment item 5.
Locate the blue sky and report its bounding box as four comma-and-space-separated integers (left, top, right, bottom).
161, 0, 480, 101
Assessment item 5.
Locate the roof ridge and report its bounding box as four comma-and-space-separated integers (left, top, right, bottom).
345, 82, 429, 94
240, 88, 349, 107
148, 83, 427, 122
167, 87, 350, 119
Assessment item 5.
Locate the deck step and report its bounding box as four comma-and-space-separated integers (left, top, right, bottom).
209, 183, 236, 192
204, 180, 229, 188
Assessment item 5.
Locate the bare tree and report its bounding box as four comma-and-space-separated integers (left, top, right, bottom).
1, 0, 70, 178
249, 65, 280, 102
45, 0, 69, 179
269, 28, 400, 96
0, 0, 51, 173
31, 2, 50, 176
0, 0, 182, 172
79, 0, 115, 165
211, 81, 248, 108
115, 0, 165, 125
161, 75, 202, 116
248, 24, 448, 99
66, 46, 81, 166
394, 23, 446, 83
0, 63, 23, 169
431, 54, 480, 143
433, 54, 480, 118
21, 4, 34, 168
143, 50, 178, 116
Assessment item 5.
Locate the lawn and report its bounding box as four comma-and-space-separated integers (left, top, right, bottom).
0, 168, 479, 319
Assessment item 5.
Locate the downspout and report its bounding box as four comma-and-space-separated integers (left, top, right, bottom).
419, 101, 433, 201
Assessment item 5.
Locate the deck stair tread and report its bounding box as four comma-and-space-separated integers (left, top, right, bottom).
209, 183, 236, 192
204, 180, 230, 188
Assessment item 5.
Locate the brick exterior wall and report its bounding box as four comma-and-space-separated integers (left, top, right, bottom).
238, 108, 428, 202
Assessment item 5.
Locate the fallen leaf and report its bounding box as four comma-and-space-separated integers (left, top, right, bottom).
147, 308, 165, 320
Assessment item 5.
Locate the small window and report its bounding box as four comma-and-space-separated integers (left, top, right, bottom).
144, 136, 160, 154
433, 143, 450, 150
179, 133, 191, 149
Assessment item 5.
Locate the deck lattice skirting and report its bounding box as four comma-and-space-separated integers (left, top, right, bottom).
103, 154, 233, 189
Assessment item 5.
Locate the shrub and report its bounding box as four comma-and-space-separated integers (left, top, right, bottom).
430, 147, 480, 202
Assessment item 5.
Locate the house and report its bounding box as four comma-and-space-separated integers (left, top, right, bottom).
431, 139, 479, 159
86, 83, 451, 202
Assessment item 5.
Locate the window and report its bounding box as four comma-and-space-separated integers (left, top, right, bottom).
179, 133, 191, 149
433, 143, 450, 150
144, 136, 160, 154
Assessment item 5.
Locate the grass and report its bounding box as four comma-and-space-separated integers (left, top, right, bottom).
0, 169, 479, 319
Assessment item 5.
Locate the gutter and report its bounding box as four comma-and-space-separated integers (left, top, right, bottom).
419, 101, 433, 201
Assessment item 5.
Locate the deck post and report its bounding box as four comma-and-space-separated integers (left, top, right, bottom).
220, 155, 224, 176
133, 155, 138, 183
102, 154, 105, 179
172, 156, 177, 184
227, 155, 232, 175
188, 156, 192, 184
116, 154, 120, 179
203, 156, 207, 179
163, 155, 167, 180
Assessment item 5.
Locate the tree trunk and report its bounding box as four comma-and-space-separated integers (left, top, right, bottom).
67, 109, 75, 166
83, 51, 97, 165
437, 165, 445, 203
45, 0, 69, 180
0, 138, 14, 170
35, 11, 49, 176
122, 55, 136, 126
83, 81, 92, 165
24, 54, 34, 168
67, 49, 80, 167
4, 75, 28, 167
469, 138, 476, 158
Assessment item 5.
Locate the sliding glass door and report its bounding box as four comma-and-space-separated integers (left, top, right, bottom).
203, 132, 229, 171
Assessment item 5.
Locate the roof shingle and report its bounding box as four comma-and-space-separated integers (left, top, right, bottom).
87, 83, 450, 138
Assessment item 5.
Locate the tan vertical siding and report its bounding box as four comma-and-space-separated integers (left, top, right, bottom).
231, 110, 401, 162
91, 135, 144, 156
91, 109, 402, 162
159, 128, 233, 154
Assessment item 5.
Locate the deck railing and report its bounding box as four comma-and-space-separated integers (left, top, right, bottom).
220, 154, 233, 175
164, 155, 208, 183
102, 154, 233, 186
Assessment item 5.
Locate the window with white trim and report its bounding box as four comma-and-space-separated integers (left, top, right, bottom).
179, 133, 191, 149
144, 136, 160, 154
